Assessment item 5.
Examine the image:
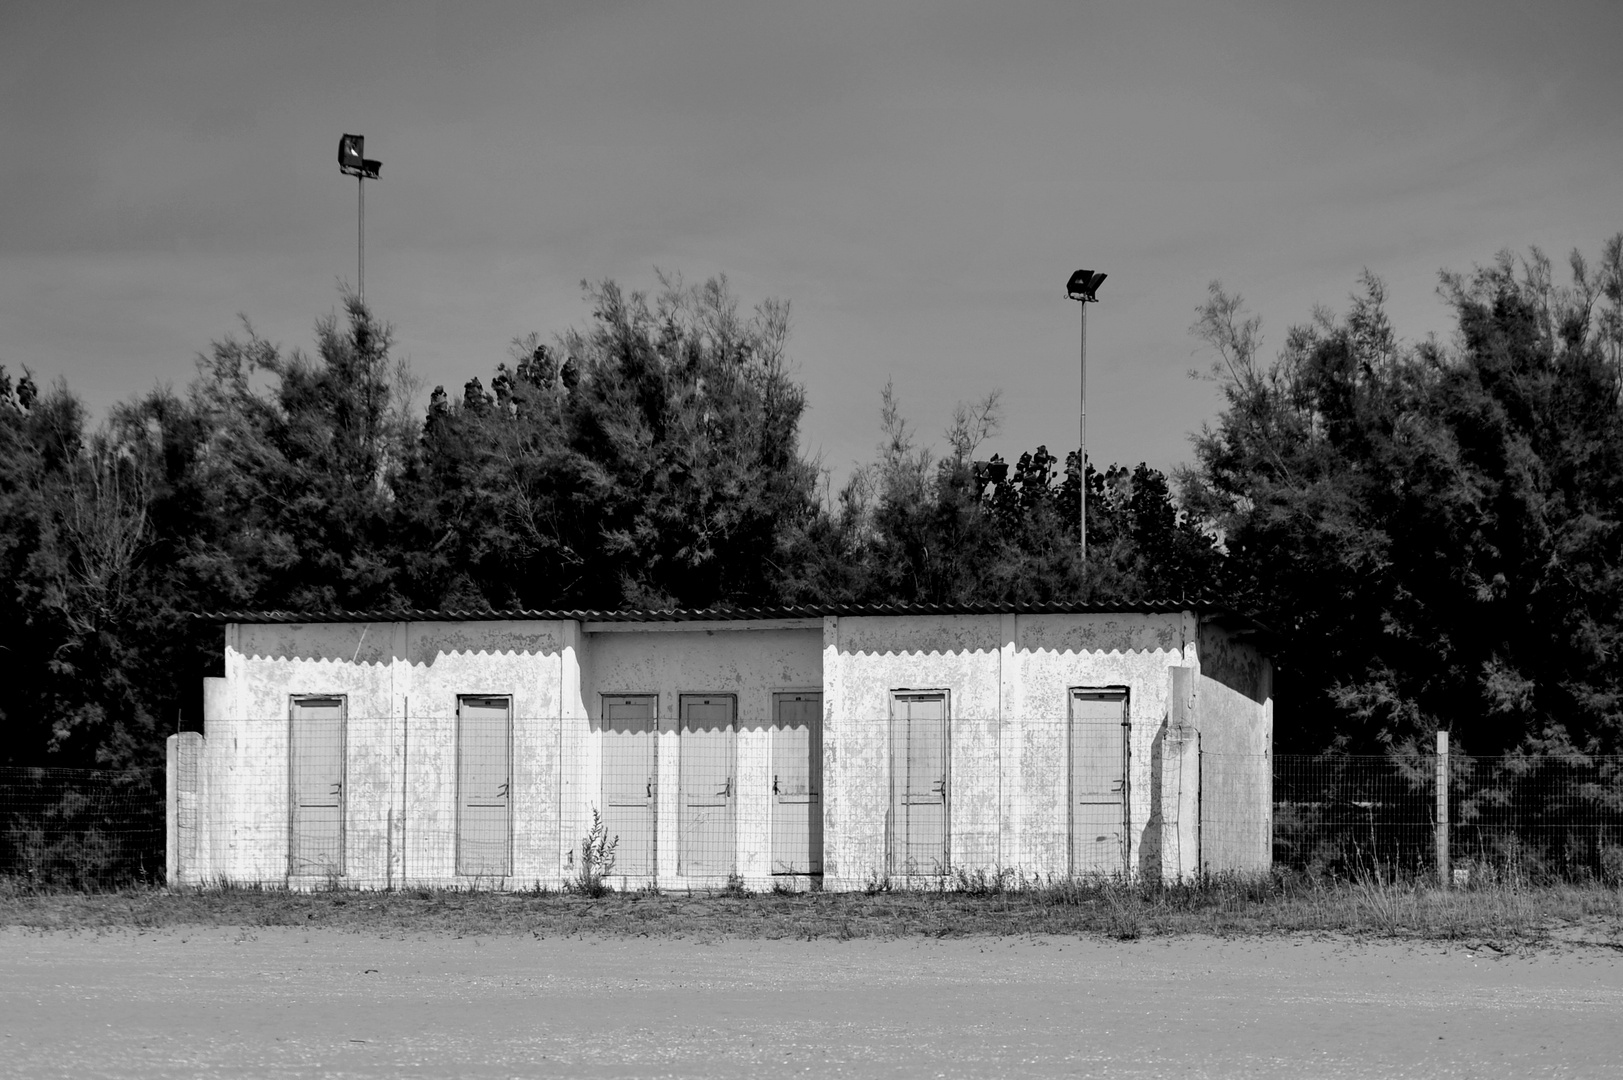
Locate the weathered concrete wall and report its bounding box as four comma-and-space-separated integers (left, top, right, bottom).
577, 622, 823, 889
190, 620, 578, 889
1195, 619, 1273, 874
820, 612, 1197, 889
397, 620, 575, 888
179, 611, 1271, 890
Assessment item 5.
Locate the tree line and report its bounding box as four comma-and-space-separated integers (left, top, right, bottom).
2, 241, 1620, 771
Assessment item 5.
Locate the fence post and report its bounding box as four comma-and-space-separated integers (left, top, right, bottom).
1435, 729, 1450, 889
166, 734, 179, 886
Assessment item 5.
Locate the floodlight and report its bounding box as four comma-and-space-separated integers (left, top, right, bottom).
339, 134, 365, 175
1066, 269, 1107, 302
337, 134, 382, 303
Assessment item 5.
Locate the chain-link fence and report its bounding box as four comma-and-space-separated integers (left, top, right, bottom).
1250, 751, 1623, 882
164, 713, 1152, 888
6, 748, 1623, 889
0, 767, 165, 888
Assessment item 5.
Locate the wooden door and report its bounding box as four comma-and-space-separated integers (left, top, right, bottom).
679, 695, 736, 878
889, 693, 947, 876
771, 693, 822, 875
457, 696, 512, 877
289, 696, 344, 878
1071, 690, 1128, 876
601, 695, 657, 877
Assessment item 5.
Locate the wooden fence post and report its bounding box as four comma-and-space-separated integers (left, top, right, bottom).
1435, 729, 1450, 889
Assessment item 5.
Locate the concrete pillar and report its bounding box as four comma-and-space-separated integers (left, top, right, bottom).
820, 616, 847, 889
1161, 666, 1201, 882
167, 729, 204, 886
165, 735, 178, 886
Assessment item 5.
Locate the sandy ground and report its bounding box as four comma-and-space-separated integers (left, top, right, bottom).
0, 928, 1619, 1079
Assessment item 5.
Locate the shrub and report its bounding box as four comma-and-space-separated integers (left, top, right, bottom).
575, 809, 618, 898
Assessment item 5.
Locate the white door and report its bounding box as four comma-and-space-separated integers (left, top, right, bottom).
772, 693, 822, 875
679, 695, 736, 878
601, 696, 657, 877
890, 693, 947, 876
1071, 690, 1128, 875
457, 696, 512, 877
289, 696, 344, 878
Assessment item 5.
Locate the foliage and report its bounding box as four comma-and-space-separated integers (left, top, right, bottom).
574, 808, 619, 897
6, 238, 1623, 772
784, 381, 1221, 606
7, 874, 1622, 947
1183, 238, 1623, 755
397, 274, 819, 610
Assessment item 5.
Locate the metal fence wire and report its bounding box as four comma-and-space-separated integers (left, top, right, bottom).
0, 767, 165, 888
173, 714, 1146, 888
4, 750, 1623, 888
1259, 753, 1623, 882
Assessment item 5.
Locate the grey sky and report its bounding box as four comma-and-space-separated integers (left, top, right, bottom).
2, 0, 1619, 484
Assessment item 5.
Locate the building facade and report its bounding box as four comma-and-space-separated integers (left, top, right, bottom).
168, 604, 1273, 890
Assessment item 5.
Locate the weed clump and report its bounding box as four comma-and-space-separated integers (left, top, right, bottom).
573, 809, 619, 898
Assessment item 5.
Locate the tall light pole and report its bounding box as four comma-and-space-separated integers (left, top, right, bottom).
1066, 269, 1107, 568
338, 134, 382, 304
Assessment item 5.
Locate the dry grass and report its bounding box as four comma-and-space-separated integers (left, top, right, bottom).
3, 872, 1621, 950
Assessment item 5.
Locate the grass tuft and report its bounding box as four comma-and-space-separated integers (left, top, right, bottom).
3, 870, 1620, 949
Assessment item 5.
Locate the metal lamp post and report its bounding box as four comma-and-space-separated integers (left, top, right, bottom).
338, 134, 382, 304
1066, 268, 1107, 568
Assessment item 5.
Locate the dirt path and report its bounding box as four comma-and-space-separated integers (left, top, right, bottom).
1, 928, 1618, 1078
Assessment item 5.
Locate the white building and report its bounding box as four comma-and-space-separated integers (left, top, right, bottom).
168, 603, 1273, 890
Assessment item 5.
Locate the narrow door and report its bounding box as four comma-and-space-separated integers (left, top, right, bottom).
889, 693, 947, 876
1071, 689, 1129, 876
771, 693, 823, 876
679, 695, 736, 878
601, 695, 657, 877
457, 696, 512, 877
289, 696, 344, 878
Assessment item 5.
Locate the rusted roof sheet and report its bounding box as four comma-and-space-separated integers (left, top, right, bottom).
193, 598, 1243, 625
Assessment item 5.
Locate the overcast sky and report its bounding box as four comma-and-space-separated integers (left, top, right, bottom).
2, 0, 1619, 484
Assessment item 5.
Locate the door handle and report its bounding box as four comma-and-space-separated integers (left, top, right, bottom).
932, 779, 946, 797
721, 777, 733, 799
772, 774, 780, 795
330, 782, 343, 796
497, 782, 510, 799
647, 779, 653, 799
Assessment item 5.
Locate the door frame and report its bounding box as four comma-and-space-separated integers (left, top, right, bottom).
598, 693, 659, 879
887, 689, 951, 878
770, 689, 824, 877
1067, 686, 1131, 876
677, 693, 738, 879
287, 693, 347, 880
456, 693, 514, 878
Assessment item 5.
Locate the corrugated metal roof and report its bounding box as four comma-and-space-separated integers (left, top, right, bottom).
193, 598, 1245, 625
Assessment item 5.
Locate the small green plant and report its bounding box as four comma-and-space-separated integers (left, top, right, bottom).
721, 873, 750, 897
575, 809, 619, 898
1600, 844, 1623, 887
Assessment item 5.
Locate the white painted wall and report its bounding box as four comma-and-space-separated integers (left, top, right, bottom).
820, 612, 1196, 888
179, 611, 1271, 890
197, 619, 576, 889
577, 622, 823, 889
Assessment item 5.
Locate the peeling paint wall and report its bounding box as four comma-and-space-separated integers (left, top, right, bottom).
576, 624, 823, 889
177, 611, 1275, 890
1195, 620, 1273, 873
195, 620, 576, 889
821, 612, 1196, 889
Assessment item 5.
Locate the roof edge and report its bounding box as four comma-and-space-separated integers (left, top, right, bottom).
192, 599, 1252, 626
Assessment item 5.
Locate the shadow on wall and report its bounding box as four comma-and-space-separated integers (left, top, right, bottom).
232, 623, 565, 666
1199, 620, 1267, 705
1138, 720, 1165, 878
